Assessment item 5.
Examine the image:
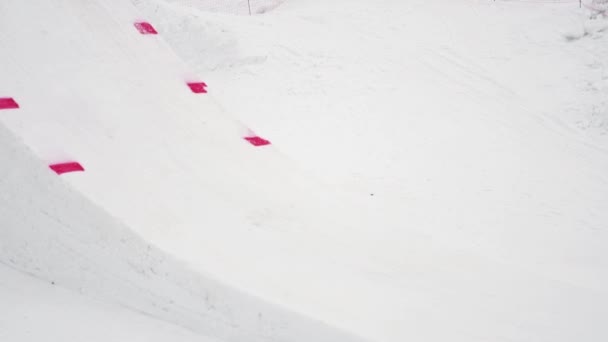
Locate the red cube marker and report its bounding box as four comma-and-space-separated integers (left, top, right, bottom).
49, 162, 85, 175
187, 82, 207, 94
0, 97, 19, 110
134, 22, 158, 35
244, 136, 271, 147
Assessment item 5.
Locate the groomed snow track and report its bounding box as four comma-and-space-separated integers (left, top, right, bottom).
0, 1, 363, 341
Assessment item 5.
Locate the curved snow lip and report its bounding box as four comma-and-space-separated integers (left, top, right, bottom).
0, 122, 366, 342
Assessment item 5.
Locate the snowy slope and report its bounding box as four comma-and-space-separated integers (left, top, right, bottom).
0, 119, 362, 342
0, 264, 219, 342
133, 0, 608, 341
1, 0, 608, 341
174, 0, 608, 290
0, 0, 364, 341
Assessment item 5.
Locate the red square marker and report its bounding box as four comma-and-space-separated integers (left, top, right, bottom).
0, 97, 19, 110
134, 22, 158, 35
49, 162, 85, 175
244, 136, 271, 147
187, 82, 207, 94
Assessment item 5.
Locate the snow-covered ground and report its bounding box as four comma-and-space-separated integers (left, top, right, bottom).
0, 264, 220, 342
161, 0, 608, 289
1, 0, 607, 341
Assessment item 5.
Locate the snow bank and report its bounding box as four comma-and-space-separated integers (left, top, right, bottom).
0, 121, 362, 342
132, 1, 608, 340
0, 0, 362, 340
0, 263, 218, 342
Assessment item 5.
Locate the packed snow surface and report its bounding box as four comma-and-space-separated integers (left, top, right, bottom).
1, 0, 608, 341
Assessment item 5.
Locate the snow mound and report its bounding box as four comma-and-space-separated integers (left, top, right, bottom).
0, 0, 363, 341
0, 122, 362, 342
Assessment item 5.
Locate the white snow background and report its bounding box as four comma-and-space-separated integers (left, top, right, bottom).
1, 0, 607, 341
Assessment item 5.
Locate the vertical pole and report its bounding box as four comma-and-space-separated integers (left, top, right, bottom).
248, 0, 252, 15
